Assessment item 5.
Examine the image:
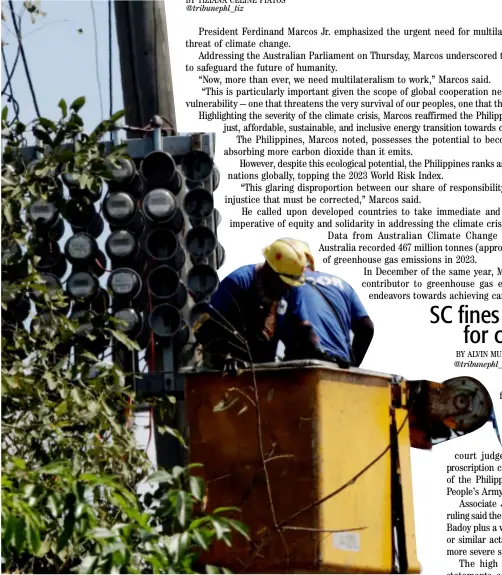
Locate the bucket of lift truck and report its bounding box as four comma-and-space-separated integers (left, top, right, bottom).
184, 360, 423, 574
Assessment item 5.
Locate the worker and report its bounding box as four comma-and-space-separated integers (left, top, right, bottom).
193, 238, 318, 371
282, 239, 374, 368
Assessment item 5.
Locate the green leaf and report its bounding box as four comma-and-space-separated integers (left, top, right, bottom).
162, 426, 187, 448
23, 484, 36, 498
39, 461, 66, 475
180, 531, 190, 557
110, 329, 141, 351
109, 110, 125, 123
3, 201, 14, 225
47, 495, 59, 518
148, 469, 173, 484
225, 518, 250, 540
189, 475, 204, 501
70, 387, 85, 406
57, 148, 75, 162
167, 532, 182, 562
13, 517, 26, 552
211, 517, 229, 541
58, 98, 68, 117
79, 173, 88, 189
70, 96, 86, 113
33, 127, 53, 146
213, 506, 240, 515
2, 105, 8, 122
75, 502, 86, 519
104, 539, 127, 559
206, 565, 220, 574
38, 535, 52, 557
2, 513, 16, 547
192, 528, 208, 551
26, 521, 41, 555
80, 350, 99, 363
43, 371, 58, 391
89, 527, 116, 539
172, 465, 185, 480
14, 121, 26, 135
38, 117, 57, 132
213, 396, 239, 413
176, 491, 189, 527
56, 511, 75, 552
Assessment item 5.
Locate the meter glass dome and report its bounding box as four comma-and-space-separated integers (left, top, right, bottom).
65, 233, 96, 262
67, 271, 99, 300
143, 189, 177, 222
108, 268, 141, 298
106, 230, 136, 260
29, 200, 57, 224
104, 192, 136, 223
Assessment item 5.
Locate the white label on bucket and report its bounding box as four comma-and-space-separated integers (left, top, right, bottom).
332, 532, 360, 552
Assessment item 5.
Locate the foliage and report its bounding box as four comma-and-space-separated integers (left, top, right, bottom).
1, 101, 248, 573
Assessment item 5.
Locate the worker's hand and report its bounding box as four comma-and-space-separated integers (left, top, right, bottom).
285, 321, 322, 360
222, 357, 250, 377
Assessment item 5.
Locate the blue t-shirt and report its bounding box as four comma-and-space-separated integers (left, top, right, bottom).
209, 264, 305, 361
288, 270, 369, 362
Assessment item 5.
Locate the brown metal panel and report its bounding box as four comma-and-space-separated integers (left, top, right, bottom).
186, 368, 321, 572
185, 364, 420, 573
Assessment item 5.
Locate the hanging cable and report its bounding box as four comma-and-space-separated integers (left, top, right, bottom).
1, 44, 21, 125
108, 0, 113, 119
146, 407, 153, 452
1, 43, 21, 97
90, 0, 104, 121
8, 0, 40, 117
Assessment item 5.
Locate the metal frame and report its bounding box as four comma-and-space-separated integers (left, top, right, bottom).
20, 132, 218, 469
19, 133, 216, 163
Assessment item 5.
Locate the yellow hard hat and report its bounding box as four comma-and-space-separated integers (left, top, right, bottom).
283, 238, 315, 270
262, 239, 307, 287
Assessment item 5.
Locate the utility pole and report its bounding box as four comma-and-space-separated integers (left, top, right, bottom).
114, 0, 177, 131
114, 0, 181, 470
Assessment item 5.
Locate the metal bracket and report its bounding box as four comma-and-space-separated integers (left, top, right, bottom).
391, 374, 406, 408
134, 371, 185, 399
18, 134, 216, 163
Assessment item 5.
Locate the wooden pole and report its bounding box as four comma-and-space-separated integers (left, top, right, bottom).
114, 0, 177, 130
115, 0, 181, 470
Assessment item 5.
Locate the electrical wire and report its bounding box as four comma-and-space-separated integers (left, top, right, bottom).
1, 44, 21, 125
108, 0, 113, 119
90, 0, 104, 122
94, 258, 112, 273
145, 407, 153, 452
8, 0, 40, 118
1, 43, 21, 96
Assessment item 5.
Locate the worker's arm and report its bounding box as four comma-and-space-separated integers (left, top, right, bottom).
194, 273, 248, 365
280, 286, 324, 361
351, 316, 374, 367
194, 266, 277, 366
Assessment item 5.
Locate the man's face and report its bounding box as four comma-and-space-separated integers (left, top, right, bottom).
260, 263, 289, 299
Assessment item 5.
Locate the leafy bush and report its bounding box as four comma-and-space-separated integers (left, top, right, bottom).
1, 100, 248, 574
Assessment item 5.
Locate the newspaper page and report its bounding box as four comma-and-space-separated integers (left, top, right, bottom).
1, 0, 500, 573
166, 0, 502, 573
